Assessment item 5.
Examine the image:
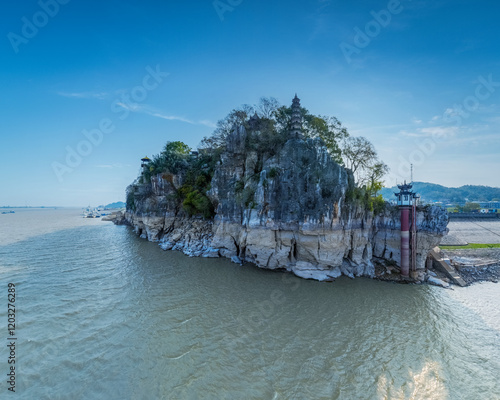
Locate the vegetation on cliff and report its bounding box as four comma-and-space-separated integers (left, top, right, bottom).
127, 97, 388, 218
127, 141, 218, 217
199, 97, 347, 163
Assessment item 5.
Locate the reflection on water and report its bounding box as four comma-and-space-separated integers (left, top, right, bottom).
0, 209, 499, 399
377, 360, 448, 400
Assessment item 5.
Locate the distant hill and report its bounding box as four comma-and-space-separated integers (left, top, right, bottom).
101, 201, 125, 209
380, 182, 500, 204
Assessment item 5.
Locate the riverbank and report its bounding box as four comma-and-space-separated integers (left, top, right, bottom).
107, 212, 499, 288
440, 247, 500, 285
438, 219, 500, 285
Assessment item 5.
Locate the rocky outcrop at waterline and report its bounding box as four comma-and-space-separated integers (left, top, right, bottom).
102, 210, 128, 225
123, 100, 448, 282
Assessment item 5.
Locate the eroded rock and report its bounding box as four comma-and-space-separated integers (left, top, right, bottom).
123, 123, 448, 282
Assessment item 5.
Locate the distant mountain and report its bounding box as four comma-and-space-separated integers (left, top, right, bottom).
101, 201, 125, 209
380, 182, 500, 204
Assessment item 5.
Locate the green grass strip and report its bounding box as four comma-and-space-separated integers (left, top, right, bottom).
440, 243, 500, 250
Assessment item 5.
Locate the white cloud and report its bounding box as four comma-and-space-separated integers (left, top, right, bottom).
148, 111, 195, 124
399, 125, 459, 139
419, 126, 459, 138
58, 91, 108, 100
115, 103, 215, 128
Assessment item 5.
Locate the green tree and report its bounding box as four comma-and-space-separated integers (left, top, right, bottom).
341, 136, 376, 177
142, 141, 192, 181
463, 202, 480, 212
164, 141, 191, 155
256, 97, 280, 119
304, 114, 347, 164
341, 136, 388, 194
158, 141, 191, 174
273, 105, 348, 163
199, 97, 349, 163
181, 186, 214, 218
199, 107, 253, 150
362, 162, 389, 195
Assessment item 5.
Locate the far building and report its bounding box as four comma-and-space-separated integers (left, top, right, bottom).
141, 156, 151, 174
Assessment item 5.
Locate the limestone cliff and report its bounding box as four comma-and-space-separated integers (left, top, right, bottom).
124, 121, 448, 282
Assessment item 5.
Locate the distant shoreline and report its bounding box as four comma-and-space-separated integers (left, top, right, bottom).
448, 213, 499, 219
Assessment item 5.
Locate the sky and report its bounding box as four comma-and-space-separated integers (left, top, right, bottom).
1, 0, 499, 207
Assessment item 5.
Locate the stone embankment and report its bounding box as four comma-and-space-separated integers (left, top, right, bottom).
441, 247, 500, 285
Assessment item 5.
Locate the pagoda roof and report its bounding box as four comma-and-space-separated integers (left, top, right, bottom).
394, 181, 417, 197
396, 180, 413, 190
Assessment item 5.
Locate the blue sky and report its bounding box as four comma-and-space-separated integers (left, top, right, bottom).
1, 0, 499, 206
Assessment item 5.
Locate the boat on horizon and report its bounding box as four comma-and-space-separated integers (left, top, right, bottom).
82, 207, 101, 218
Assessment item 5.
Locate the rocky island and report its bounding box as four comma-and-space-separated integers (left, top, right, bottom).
120, 96, 448, 282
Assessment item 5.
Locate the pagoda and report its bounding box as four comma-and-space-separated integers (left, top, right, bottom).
248, 112, 260, 130
290, 94, 303, 139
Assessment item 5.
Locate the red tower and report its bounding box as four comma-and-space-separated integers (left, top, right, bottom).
395, 182, 417, 277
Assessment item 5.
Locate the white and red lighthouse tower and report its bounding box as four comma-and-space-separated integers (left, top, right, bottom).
395, 181, 417, 277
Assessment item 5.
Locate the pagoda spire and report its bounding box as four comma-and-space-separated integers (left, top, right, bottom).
290, 94, 303, 139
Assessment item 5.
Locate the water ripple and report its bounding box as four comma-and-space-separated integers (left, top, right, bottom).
0, 210, 499, 399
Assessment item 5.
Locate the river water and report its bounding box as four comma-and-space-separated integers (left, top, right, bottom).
0, 209, 499, 399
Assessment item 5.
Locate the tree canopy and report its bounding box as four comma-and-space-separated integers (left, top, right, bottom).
199, 97, 388, 193
132, 97, 390, 216
143, 141, 192, 181
341, 136, 389, 194
199, 97, 349, 165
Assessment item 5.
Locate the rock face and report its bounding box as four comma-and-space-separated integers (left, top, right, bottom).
125, 125, 448, 282
102, 211, 128, 225
125, 98, 447, 280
